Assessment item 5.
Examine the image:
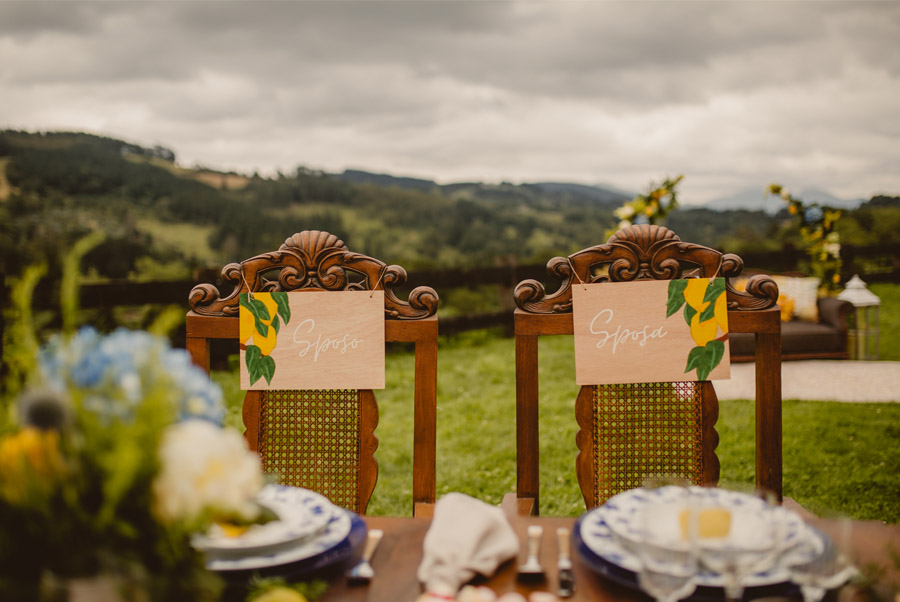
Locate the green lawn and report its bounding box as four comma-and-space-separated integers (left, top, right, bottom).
870, 283, 900, 361
214, 330, 900, 522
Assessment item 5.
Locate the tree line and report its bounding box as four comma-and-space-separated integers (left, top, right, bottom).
2, 129, 899, 292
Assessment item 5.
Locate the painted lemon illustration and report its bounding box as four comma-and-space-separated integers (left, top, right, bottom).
683, 278, 710, 313
240, 292, 291, 386
666, 278, 728, 381
241, 293, 279, 356
690, 312, 718, 347
714, 293, 729, 334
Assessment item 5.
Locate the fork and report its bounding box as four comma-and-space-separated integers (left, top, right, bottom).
346, 528, 384, 584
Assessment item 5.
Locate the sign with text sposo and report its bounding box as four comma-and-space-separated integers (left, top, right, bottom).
572, 279, 730, 385
239, 290, 385, 390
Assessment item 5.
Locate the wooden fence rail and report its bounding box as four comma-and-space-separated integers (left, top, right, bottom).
6, 242, 900, 339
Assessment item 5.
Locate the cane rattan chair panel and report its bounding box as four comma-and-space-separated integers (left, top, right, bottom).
258, 389, 362, 513
591, 381, 704, 506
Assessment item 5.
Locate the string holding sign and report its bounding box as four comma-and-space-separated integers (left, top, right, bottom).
567, 257, 588, 292
369, 268, 385, 299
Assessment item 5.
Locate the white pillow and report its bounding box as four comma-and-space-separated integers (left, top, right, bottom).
773, 276, 820, 322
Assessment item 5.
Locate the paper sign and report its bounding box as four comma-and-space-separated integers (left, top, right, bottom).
239, 290, 385, 390
572, 279, 730, 385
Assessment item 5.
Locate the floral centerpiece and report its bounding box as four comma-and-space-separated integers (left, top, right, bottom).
0, 327, 267, 601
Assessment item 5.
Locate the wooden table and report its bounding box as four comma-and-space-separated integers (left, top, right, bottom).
315, 514, 900, 602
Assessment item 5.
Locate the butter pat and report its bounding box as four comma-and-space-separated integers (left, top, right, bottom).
679, 507, 731, 539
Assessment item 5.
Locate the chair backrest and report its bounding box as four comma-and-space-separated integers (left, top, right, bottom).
185, 230, 439, 516
511, 224, 782, 514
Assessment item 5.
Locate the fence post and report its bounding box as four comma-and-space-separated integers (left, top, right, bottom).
496, 256, 518, 337
840, 245, 855, 283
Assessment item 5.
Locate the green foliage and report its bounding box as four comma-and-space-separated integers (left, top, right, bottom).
245, 575, 329, 601
60, 231, 106, 334
1, 263, 47, 415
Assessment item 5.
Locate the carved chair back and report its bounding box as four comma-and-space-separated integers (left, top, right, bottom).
186, 231, 439, 516
509, 225, 782, 515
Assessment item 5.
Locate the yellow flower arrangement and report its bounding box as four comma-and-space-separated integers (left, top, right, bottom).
607, 175, 684, 240
767, 184, 843, 292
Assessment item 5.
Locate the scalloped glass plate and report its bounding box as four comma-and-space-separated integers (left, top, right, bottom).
577, 494, 825, 588
598, 486, 809, 553
575, 514, 818, 601
192, 485, 333, 558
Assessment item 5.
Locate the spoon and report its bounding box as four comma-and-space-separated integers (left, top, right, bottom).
517, 525, 546, 582
346, 528, 384, 585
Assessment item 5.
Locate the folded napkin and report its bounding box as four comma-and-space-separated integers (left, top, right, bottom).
417, 493, 520, 597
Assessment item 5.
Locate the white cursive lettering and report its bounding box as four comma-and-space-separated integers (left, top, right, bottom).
293, 318, 365, 362
589, 309, 667, 354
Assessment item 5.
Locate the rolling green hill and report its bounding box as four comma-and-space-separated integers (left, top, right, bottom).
2, 129, 898, 290
0, 130, 629, 282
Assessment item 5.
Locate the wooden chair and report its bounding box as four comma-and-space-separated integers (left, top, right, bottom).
504, 224, 782, 516
185, 230, 439, 517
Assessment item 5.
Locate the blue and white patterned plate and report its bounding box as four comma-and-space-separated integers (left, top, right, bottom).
205, 497, 355, 572
577, 488, 825, 588
193, 485, 334, 559
598, 486, 809, 553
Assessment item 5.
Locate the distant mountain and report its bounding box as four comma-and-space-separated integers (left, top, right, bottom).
704, 186, 864, 214
529, 181, 631, 205
337, 169, 438, 192
335, 170, 630, 207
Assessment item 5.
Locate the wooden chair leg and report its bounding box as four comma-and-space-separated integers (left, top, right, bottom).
515, 333, 540, 515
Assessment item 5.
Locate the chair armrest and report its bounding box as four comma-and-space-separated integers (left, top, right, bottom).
817, 297, 854, 330
501, 492, 536, 517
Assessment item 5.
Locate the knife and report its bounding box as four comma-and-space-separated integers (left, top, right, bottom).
556, 527, 575, 597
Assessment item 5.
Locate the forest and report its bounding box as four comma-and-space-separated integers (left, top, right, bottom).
2, 129, 900, 294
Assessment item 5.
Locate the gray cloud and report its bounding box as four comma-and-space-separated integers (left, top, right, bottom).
1, 1, 899, 202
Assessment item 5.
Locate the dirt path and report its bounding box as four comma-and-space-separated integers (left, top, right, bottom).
716, 360, 900, 402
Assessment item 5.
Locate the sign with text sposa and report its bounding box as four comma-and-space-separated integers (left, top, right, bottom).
239, 290, 385, 390
572, 278, 730, 385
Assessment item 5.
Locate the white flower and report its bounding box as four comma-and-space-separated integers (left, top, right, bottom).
153, 420, 263, 524
614, 205, 636, 220
617, 220, 633, 230
780, 188, 791, 201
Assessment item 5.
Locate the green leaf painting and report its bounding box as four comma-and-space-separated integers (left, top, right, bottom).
666, 279, 688, 317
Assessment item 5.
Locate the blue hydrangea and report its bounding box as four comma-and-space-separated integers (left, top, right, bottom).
39, 327, 225, 426
804, 206, 824, 224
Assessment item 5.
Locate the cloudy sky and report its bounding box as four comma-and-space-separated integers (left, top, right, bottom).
2, 1, 898, 204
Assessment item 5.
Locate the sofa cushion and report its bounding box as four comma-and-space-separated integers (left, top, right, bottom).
729, 321, 845, 359
773, 276, 820, 322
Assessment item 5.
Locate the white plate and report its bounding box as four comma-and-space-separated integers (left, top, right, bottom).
578, 507, 825, 588
598, 486, 808, 553
193, 485, 333, 557
206, 502, 353, 572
